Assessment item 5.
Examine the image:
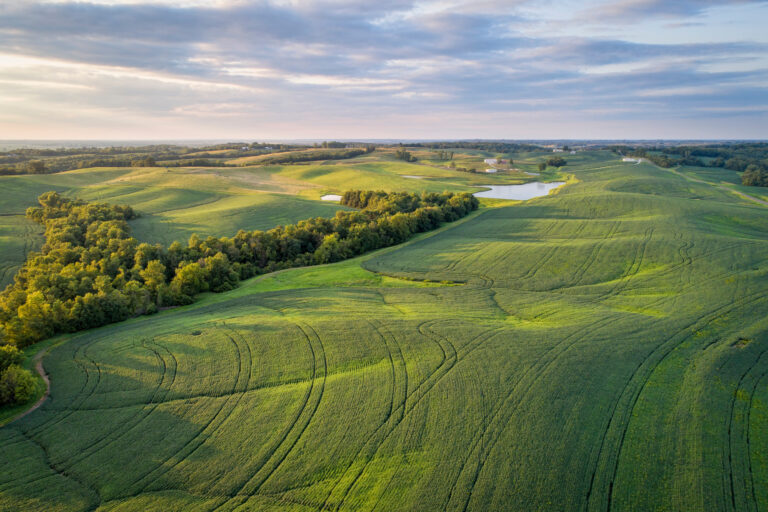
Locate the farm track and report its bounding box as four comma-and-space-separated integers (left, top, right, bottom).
124, 324, 252, 496
216, 322, 326, 511
320, 323, 501, 511
23, 336, 105, 439
520, 220, 588, 283
55, 339, 178, 472
585, 291, 768, 512
746, 366, 768, 511
0, 337, 108, 492
599, 227, 654, 300
450, 316, 616, 512
568, 221, 622, 286
725, 346, 768, 512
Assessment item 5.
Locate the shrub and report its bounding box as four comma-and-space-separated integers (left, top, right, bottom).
0, 365, 36, 405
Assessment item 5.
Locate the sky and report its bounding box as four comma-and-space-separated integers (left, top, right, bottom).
0, 0, 766, 140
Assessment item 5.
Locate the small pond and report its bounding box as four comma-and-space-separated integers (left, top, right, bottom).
473, 181, 565, 200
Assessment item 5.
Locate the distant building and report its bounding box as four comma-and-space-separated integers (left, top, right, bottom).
485, 168, 497, 173
483, 158, 498, 165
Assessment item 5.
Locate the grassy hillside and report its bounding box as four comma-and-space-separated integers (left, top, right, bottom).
1, 155, 766, 511
0, 150, 552, 287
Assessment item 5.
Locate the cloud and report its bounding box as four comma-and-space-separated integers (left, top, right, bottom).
577, 0, 768, 21
0, 0, 765, 138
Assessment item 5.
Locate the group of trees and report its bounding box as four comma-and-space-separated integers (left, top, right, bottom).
0, 345, 35, 405
617, 143, 768, 188
449, 163, 478, 173
546, 156, 567, 168
395, 148, 417, 162
410, 142, 539, 153
0, 190, 478, 348
741, 166, 768, 186
432, 150, 454, 161
253, 147, 373, 166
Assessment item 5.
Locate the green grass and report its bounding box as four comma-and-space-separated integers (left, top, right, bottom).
1, 153, 767, 511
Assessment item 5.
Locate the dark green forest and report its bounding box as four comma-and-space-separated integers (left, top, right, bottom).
0, 190, 478, 348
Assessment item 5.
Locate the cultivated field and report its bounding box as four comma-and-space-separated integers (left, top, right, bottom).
1, 151, 767, 511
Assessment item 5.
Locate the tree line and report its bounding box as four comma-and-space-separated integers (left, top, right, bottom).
250, 147, 374, 166
616, 144, 768, 187
0, 190, 478, 348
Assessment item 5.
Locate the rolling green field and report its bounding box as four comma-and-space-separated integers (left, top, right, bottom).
1, 152, 768, 511
0, 149, 546, 288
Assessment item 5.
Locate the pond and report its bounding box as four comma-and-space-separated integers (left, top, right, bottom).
473, 181, 565, 200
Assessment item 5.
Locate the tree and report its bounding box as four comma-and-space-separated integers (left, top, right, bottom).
25, 160, 47, 174
546, 156, 567, 168
140, 260, 167, 302
395, 148, 416, 162
0, 365, 36, 405
0, 345, 24, 372
741, 165, 768, 187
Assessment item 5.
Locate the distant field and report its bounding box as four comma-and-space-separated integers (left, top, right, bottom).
677, 165, 768, 203
2, 153, 767, 511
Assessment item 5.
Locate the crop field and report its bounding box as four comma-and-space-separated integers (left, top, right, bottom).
1, 152, 767, 511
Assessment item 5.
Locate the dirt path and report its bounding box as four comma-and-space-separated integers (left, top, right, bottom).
4, 350, 50, 426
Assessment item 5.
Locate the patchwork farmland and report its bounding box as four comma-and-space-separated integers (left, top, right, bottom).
1, 149, 767, 511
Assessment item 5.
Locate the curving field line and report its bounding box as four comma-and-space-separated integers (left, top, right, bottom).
124, 324, 252, 495
216, 321, 326, 512
329, 324, 503, 511
53, 339, 178, 473
585, 291, 768, 512
449, 316, 617, 512
568, 221, 622, 287
317, 319, 457, 510
725, 345, 768, 512
23, 335, 106, 438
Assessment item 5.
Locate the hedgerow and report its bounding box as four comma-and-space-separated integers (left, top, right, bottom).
0, 190, 478, 346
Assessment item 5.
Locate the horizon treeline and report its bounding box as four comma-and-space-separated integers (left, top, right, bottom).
619, 143, 768, 187
0, 190, 478, 347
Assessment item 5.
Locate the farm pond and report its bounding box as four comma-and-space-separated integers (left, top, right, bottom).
473, 181, 565, 200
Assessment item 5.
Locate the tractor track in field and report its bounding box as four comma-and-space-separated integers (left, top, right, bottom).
23, 336, 105, 439
598, 296, 766, 512
126, 324, 252, 495
330, 325, 502, 511
449, 316, 616, 512
569, 221, 621, 286
58, 339, 178, 472
321, 321, 424, 511
363, 320, 412, 511
15, 428, 102, 510
317, 320, 468, 511
216, 322, 326, 512
725, 345, 768, 512
522, 220, 588, 283
0, 337, 115, 492
599, 227, 654, 300
745, 364, 768, 512
585, 291, 767, 512
641, 241, 756, 313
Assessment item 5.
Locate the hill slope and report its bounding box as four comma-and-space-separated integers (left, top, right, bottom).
1, 157, 767, 511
